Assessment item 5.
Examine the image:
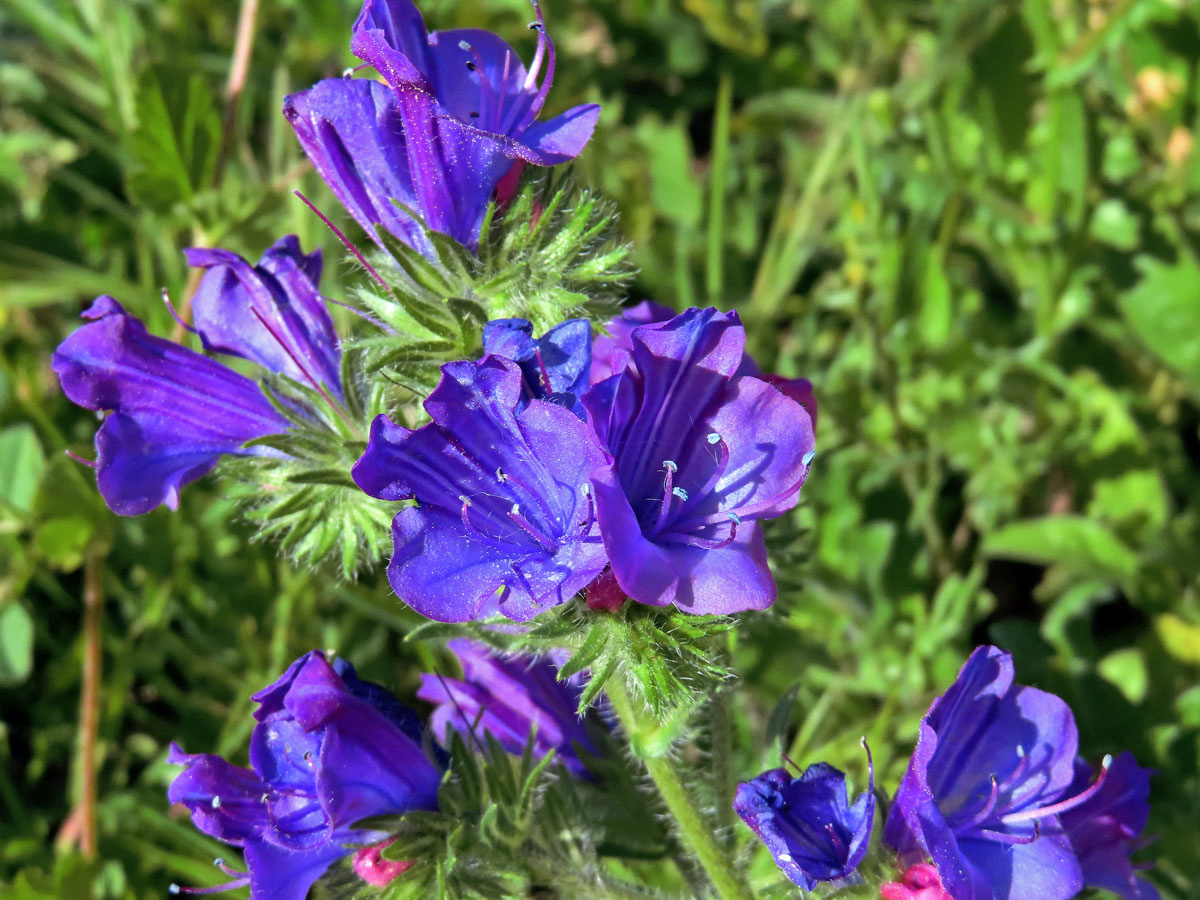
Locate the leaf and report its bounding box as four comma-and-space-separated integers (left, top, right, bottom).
764, 682, 801, 751
1119, 255, 1200, 394
0, 424, 45, 514
983, 515, 1138, 582
1156, 614, 1200, 665
33, 515, 93, 570
0, 602, 34, 685
1089, 198, 1139, 251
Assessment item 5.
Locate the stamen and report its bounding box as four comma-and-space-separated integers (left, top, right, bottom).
533, 347, 554, 394
214, 859, 246, 878
825, 822, 847, 855
653, 460, 679, 532
162, 288, 199, 335
210, 796, 221, 809
169, 875, 251, 896
249, 306, 357, 434
523, 1, 548, 90
578, 484, 595, 532
293, 190, 389, 291
1001, 755, 1112, 826
695, 433, 731, 498
672, 487, 689, 502
65, 449, 97, 469
508, 503, 556, 551
496, 467, 507, 483
802, 450, 816, 467
460, 495, 474, 531
976, 821, 1041, 845
963, 776, 1001, 829
662, 515, 738, 550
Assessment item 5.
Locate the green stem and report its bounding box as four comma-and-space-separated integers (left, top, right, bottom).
606, 678, 754, 900
706, 69, 732, 304
524, 849, 661, 900
710, 689, 736, 851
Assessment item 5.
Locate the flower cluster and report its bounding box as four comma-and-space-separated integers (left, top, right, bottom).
354, 304, 817, 620
167, 644, 590, 897
737, 646, 1157, 900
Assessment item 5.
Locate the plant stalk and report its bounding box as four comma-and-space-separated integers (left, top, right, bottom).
605, 677, 754, 900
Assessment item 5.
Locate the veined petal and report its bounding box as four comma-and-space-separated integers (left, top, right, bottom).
167, 743, 270, 845
243, 836, 358, 900
187, 236, 341, 394
482, 317, 592, 416
519, 104, 602, 163
52, 296, 287, 515
353, 357, 611, 622
284, 78, 430, 255
352, 0, 434, 85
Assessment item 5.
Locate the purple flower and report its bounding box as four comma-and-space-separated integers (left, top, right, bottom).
417, 638, 598, 777
883, 645, 1123, 900
482, 317, 591, 417
284, 0, 600, 256
583, 307, 815, 613
352, 355, 610, 623
734, 750, 874, 890
52, 237, 336, 516
591, 300, 819, 430
52, 296, 288, 515
187, 235, 341, 397
1061, 752, 1159, 900
167, 652, 441, 900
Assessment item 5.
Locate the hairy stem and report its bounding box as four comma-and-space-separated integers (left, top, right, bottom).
605, 678, 754, 900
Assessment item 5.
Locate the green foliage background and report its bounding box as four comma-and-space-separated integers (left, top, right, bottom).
2, 0, 1199, 897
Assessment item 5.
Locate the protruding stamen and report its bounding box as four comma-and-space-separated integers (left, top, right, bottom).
1000, 755, 1112, 826
664, 515, 738, 550
964, 775, 1001, 829
163, 288, 199, 335
706, 432, 721, 444
210, 796, 221, 809
169, 874, 252, 896
293, 190, 389, 290
507, 503, 556, 551
672, 487, 689, 502
802, 450, 816, 467
65, 449, 97, 469
214, 859, 246, 878
496, 467, 507, 483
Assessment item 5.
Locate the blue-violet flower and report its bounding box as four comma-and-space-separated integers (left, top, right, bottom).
482, 317, 591, 417
284, 0, 600, 256
734, 749, 874, 890
583, 307, 816, 613
352, 355, 610, 622
417, 638, 598, 777
1060, 751, 1159, 900
167, 651, 441, 900
883, 645, 1124, 900
52, 237, 336, 515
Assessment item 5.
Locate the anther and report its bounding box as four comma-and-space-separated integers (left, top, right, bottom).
210, 796, 221, 809
458, 39, 472, 50
528, 20, 543, 29
802, 450, 816, 467
496, 467, 507, 483
341, 67, 355, 78
465, 61, 476, 71
663, 460, 678, 472
672, 487, 689, 502
728, 511, 741, 524
707, 432, 721, 444
469, 111, 480, 117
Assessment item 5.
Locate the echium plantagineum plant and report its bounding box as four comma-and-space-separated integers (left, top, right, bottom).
50, 1, 1163, 899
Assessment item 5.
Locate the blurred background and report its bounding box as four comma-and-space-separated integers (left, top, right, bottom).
1, 0, 1198, 897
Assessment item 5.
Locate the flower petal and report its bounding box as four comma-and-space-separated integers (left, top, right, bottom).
52, 296, 287, 515
187, 236, 340, 393
167, 743, 269, 845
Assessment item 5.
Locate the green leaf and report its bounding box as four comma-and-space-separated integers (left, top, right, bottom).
0, 424, 45, 515
1119, 255, 1200, 394
1089, 198, 1139, 251
33, 515, 93, 570
0, 602, 34, 685
983, 515, 1138, 583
